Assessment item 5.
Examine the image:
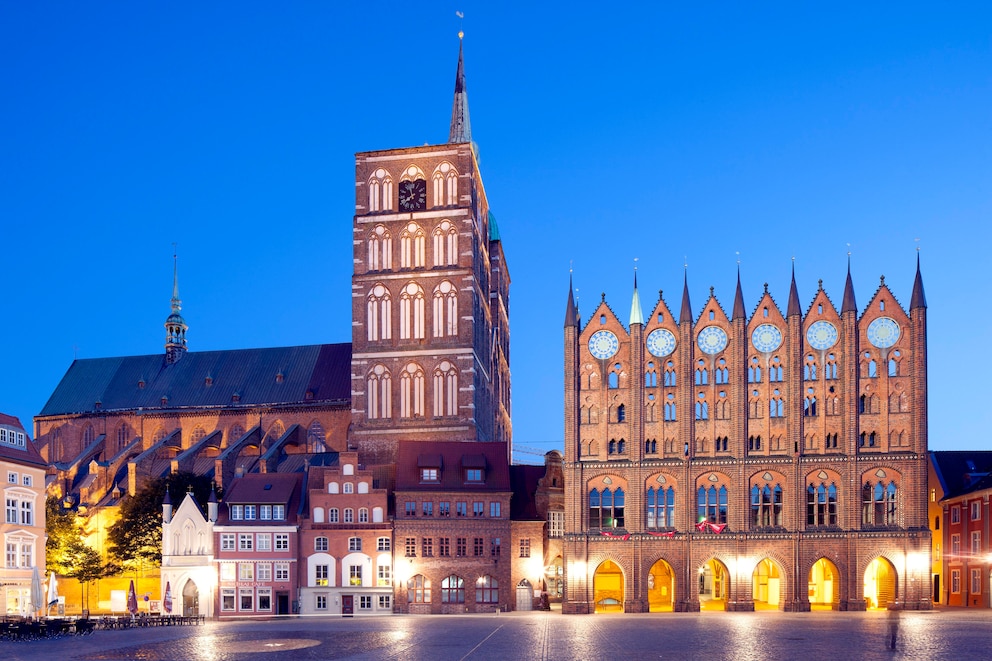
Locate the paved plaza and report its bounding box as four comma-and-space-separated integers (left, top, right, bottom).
4, 609, 992, 661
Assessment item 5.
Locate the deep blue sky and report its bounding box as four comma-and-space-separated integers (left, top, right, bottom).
2, 3, 989, 458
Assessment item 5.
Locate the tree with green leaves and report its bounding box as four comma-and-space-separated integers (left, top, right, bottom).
46, 496, 115, 612
106, 472, 218, 567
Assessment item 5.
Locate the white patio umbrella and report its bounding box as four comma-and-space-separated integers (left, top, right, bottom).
47, 571, 59, 614
30, 567, 43, 617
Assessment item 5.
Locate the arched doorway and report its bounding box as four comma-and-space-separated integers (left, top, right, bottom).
516, 579, 534, 611
752, 558, 784, 610
647, 559, 676, 612
808, 558, 841, 610
548, 555, 563, 601
864, 557, 898, 609
182, 579, 199, 617
593, 560, 624, 613
698, 559, 729, 611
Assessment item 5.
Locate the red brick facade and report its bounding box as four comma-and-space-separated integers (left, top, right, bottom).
563, 265, 930, 613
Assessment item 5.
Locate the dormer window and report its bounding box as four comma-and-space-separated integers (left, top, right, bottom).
230, 505, 243, 520
421, 468, 439, 482
466, 469, 483, 483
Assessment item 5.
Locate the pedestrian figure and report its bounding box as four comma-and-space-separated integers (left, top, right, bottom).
887, 601, 901, 650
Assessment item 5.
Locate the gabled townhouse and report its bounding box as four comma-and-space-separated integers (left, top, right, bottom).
161, 490, 217, 617
298, 452, 393, 616
0, 413, 46, 616
214, 472, 302, 617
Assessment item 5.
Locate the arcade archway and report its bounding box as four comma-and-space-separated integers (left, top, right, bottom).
864, 557, 897, 609
647, 559, 675, 612
182, 579, 199, 617
808, 558, 840, 610
698, 559, 729, 611
593, 560, 624, 613
752, 558, 784, 610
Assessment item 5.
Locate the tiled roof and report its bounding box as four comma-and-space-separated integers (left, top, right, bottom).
395, 442, 510, 492
931, 451, 992, 500
39, 343, 351, 416
216, 473, 303, 524
0, 412, 45, 467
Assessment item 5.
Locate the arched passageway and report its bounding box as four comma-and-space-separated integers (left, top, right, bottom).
808, 558, 841, 610
864, 557, 898, 609
182, 579, 199, 617
647, 559, 675, 612
752, 558, 784, 610
698, 559, 729, 611
593, 560, 624, 613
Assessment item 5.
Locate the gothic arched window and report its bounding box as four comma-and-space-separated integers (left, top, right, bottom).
367, 225, 392, 272
646, 485, 675, 529
400, 222, 426, 268
368, 168, 394, 212
432, 281, 458, 337
750, 483, 784, 527
307, 421, 326, 452
432, 220, 458, 267
431, 162, 458, 207
367, 284, 392, 341
399, 282, 426, 340
697, 484, 728, 524
432, 361, 458, 417
400, 363, 425, 418
589, 487, 625, 528
807, 481, 839, 526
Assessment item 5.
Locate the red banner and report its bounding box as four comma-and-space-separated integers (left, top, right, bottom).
695, 522, 727, 533
646, 531, 675, 538
600, 531, 631, 540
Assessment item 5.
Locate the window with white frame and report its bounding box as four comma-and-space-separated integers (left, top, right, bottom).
972, 531, 981, 555
315, 594, 327, 610
349, 565, 362, 586
377, 537, 390, 552
7, 472, 16, 484
275, 534, 289, 551
244, 505, 256, 520
239, 588, 254, 611
275, 563, 289, 581
972, 568, 982, 595
239, 563, 254, 581
230, 505, 243, 520
222, 589, 236, 610
21, 475, 31, 487
359, 595, 372, 609
257, 534, 272, 552
257, 563, 272, 581
549, 510, 564, 538
377, 564, 391, 586
20, 543, 32, 568
220, 564, 236, 582
972, 502, 981, 520
349, 537, 362, 552
315, 537, 328, 552
344, 482, 354, 494
239, 534, 253, 551
490, 502, 501, 517
5, 542, 16, 567
315, 565, 329, 587
344, 508, 354, 523
257, 588, 272, 611
20, 500, 32, 526
5, 498, 16, 524
221, 534, 236, 551
329, 508, 339, 523
359, 508, 369, 523
378, 594, 391, 609
272, 505, 285, 520
260, 505, 272, 520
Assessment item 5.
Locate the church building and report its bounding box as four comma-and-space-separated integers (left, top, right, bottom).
562, 261, 930, 613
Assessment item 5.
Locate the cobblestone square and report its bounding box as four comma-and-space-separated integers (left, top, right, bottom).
4, 610, 992, 661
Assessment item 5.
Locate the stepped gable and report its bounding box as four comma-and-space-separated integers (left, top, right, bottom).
40, 343, 352, 416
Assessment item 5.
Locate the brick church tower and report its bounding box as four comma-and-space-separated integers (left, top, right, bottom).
348, 36, 512, 465
562, 258, 929, 614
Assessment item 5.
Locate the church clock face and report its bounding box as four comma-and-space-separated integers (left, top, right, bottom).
398, 179, 427, 211
867, 317, 900, 348
646, 328, 676, 357
588, 330, 619, 360
697, 326, 728, 355
751, 324, 783, 353
806, 320, 838, 350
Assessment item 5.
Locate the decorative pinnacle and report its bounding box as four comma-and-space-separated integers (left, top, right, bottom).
764, 282, 769, 294
880, 275, 885, 285
601, 292, 606, 302
709, 286, 714, 296
818, 279, 823, 290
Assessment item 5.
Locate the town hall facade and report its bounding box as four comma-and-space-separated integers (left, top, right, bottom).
562, 263, 930, 613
